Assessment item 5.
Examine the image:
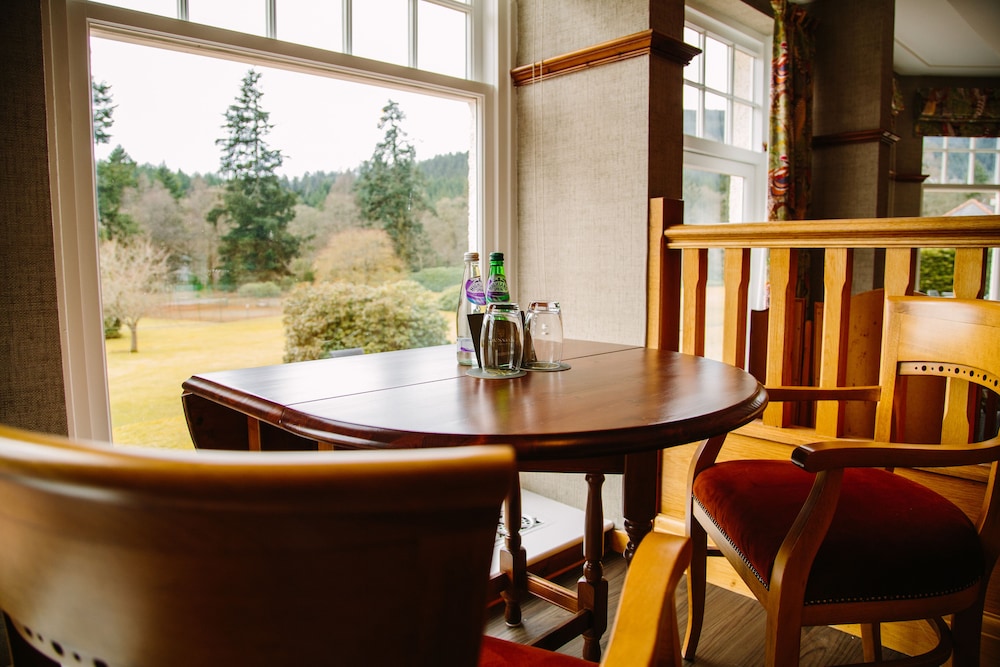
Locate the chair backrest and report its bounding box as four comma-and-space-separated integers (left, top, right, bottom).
0, 425, 514, 667
876, 296, 1000, 445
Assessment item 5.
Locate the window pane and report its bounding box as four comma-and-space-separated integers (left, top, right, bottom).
922, 190, 999, 216
278, 0, 343, 52
974, 137, 998, 150
684, 168, 741, 225
946, 154, 970, 184
704, 36, 729, 93
947, 137, 971, 150
683, 84, 699, 136
91, 36, 474, 448
975, 153, 997, 184
684, 27, 702, 83
923, 150, 944, 183
732, 101, 753, 150
92, 0, 176, 18
923, 136, 944, 149
189, 0, 267, 37
733, 48, 754, 101
704, 92, 727, 143
418, 1, 466, 78
354, 0, 408, 67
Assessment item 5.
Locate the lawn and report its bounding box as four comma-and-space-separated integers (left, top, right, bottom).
106, 308, 456, 450
106, 315, 285, 449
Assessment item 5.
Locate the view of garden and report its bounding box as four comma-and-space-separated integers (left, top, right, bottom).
97, 66, 470, 448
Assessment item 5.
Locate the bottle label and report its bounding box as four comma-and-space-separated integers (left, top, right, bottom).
486, 275, 509, 303
465, 276, 487, 306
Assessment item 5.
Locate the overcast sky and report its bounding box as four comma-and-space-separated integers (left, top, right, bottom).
89, 36, 473, 177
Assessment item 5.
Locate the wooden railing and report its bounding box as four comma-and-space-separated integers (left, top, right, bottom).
647, 197, 1000, 659
647, 197, 1000, 438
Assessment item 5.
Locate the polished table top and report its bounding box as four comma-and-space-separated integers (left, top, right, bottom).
182, 339, 766, 661
183, 339, 767, 463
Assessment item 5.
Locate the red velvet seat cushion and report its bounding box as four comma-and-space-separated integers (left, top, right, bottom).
479, 635, 589, 666
692, 460, 984, 605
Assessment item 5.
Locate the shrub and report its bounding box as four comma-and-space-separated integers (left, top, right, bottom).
437, 283, 462, 312
918, 248, 955, 295
237, 281, 282, 299
283, 280, 449, 362
410, 265, 463, 292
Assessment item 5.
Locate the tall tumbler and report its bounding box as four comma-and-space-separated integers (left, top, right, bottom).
480, 302, 523, 376
524, 301, 563, 370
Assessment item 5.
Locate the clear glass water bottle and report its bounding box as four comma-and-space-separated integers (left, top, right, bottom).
485, 251, 510, 303
456, 252, 484, 365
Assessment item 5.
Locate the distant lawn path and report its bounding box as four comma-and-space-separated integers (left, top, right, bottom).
106, 316, 285, 449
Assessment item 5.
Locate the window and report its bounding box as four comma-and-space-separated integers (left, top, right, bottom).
921, 136, 1000, 298
683, 5, 770, 361
46, 1, 510, 443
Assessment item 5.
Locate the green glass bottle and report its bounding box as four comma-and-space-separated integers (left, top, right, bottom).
485, 252, 510, 303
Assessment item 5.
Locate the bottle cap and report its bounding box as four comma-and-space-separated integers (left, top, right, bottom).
489, 252, 504, 262
464, 251, 479, 261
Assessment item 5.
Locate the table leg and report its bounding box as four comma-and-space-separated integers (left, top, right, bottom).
622, 450, 659, 563
500, 475, 527, 627
579, 472, 608, 663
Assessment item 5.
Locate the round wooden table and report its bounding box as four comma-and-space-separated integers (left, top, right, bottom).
183, 340, 766, 661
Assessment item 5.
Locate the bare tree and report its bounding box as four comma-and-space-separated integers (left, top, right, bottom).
100, 237, 171, 353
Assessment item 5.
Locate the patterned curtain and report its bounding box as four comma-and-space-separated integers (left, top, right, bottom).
914, 88, 1000, 137
767, 0, 815, 222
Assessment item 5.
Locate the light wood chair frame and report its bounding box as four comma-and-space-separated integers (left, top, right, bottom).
684, 296, 1000, 666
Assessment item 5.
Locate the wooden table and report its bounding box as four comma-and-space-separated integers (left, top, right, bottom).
182, 340, 766, 661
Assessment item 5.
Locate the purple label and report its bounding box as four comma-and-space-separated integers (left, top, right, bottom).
465, 276, 487, 305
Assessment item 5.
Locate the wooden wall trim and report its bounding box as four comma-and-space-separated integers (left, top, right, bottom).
511, 30, 700, 86
892, 172, 930, 183
812, 128, 900, 148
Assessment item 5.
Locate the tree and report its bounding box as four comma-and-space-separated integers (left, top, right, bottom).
99, 237, 171, 353
96, 145, 140, 240
312, 228, 406, 285
208, 69, 300, 287
91, 79, 115, 145
354, 100, 433, 270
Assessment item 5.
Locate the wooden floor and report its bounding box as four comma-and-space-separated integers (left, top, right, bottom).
485, 551, 907, 666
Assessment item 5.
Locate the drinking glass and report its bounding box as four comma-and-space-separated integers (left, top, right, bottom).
480, 302, 524, 376
524, 301, 563, 370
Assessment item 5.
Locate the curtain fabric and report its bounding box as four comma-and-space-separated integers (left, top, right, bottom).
767, 0, 815, 222
915, 88, 1000, 137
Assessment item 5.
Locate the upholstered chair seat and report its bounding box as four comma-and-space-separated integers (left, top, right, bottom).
693, 460, 984, 608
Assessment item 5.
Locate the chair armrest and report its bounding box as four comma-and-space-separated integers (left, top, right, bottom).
791, 436, 1000, 473
766, 385, 882, 403
603, 532, 691, 667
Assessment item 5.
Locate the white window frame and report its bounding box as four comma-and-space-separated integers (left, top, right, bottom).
42, 0, 514, 440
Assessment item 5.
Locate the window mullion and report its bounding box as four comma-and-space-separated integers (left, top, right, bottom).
409, 0, 418, 69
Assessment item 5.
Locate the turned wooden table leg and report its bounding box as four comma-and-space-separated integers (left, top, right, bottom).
579, 472, 608, 663
622, 450, 659, 563
500, 474, 527, 627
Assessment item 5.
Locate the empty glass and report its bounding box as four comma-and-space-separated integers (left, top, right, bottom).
480, 302, 523, 376
524, 301, 563, 370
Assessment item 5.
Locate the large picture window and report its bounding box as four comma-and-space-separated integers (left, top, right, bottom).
48, 1, 508, 444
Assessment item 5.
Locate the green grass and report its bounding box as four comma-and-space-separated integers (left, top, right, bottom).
106, 310, 456, 450
106, 316, 285, 449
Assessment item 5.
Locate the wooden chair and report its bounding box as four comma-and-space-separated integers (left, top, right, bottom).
0, 425, 692, 667
0, 425, 513, 667
480, 530, 691, 667
683, 296, 1000, 666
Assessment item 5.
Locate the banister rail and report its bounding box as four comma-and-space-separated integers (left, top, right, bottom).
648, 197, 1000, 437
663, 215, 1000, 249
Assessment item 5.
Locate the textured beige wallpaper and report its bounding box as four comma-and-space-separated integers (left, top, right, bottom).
1, 1, 68, 435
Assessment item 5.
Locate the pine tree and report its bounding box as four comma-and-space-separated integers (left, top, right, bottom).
208, 69, 299, 287
97, 145, 139, 240
91, 79, 115, 145
354, 100, 432, 271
